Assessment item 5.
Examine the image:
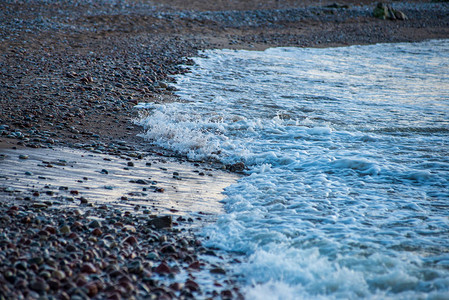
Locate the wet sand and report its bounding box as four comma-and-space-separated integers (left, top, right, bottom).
0, 147, 238, 217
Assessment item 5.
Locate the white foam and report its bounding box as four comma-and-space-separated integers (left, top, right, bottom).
134, 103, 223, 160
136, 40, 449, 298
306, 126, 333, 135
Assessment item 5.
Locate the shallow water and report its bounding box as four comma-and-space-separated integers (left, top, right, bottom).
136, 40, 449, 299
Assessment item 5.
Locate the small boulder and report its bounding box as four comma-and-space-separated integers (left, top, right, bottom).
373, 3, 407, 20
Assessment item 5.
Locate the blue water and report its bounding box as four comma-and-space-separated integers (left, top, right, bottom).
136, 40, 449, 299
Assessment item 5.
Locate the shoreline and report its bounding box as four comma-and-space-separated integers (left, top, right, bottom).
1, 0, 449, 298
0, 147, 239, 217
0, 146, 242, 299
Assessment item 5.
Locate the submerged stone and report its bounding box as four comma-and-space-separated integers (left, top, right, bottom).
148, 216, 172, 229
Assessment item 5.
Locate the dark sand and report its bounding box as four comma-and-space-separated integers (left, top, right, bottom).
1, 0, 448, 298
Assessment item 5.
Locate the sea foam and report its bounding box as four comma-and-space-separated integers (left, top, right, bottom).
136, 40, 449, 299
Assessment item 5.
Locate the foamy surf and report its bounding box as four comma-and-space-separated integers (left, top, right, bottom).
136, 39, 449, 299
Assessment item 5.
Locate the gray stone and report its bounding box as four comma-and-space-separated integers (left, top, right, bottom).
88, 220, 102, 228
128, 260, 144, 274
148, 215, 172, 229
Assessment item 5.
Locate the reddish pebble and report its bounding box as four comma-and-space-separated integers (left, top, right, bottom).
123, 236, 138, 245
70, 190, 79, 195
169, 282, 182, 291
85, 282, 98, 297
185, 279, 200, 292
92, 228, 103, 236
81, 263, 97, 274
155, 262, 171, 274
188, 261, 201, 270
44, 226, 57, 234
68, 232, 79, 239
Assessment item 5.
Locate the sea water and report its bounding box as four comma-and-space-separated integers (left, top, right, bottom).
136, 40, 449, 299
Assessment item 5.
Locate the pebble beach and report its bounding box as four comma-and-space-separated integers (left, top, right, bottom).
1, 0, 449, 299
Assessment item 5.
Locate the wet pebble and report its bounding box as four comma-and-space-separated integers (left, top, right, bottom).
210, 267, 227, 275
88, 220, 102, 228
81, 263, 97, 274
59, 225, 71, 234
148, 215, 172, 229
185, 279, 200, 292
123, 236, 138, 245
30, 277, 49, 292
154, 262, 171, 274
128, 260, 143, 274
